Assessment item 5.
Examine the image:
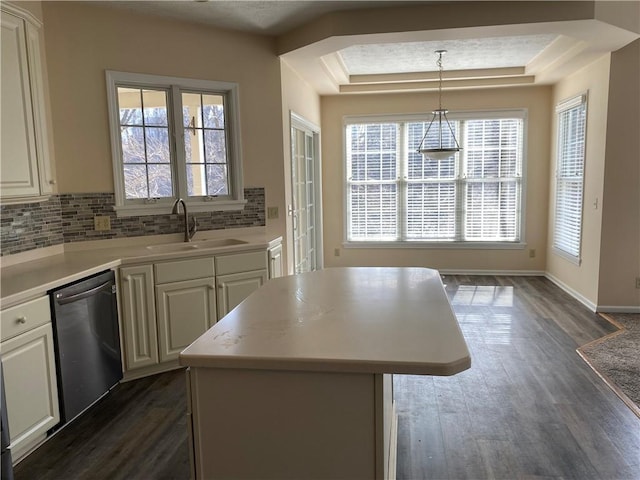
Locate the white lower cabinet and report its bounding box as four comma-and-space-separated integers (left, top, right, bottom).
0, 296, 59, 460
216, 270, 268, 318
215, 250, 269, 318
268, 243, 283, 279
156, 278, 216, 363
119, 248, 270, 376
119, 264, 158, 371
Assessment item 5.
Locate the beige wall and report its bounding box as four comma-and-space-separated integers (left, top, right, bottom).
280, 59, 321, 273
321, 86, 551, 272
41, 1, 286, 236
547, 54, 611, 307
598, 40, 640, 309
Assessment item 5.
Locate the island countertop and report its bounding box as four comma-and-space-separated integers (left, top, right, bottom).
180, 267, 471, 375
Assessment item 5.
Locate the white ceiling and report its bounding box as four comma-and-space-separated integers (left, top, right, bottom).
339, 34, 559, 75
98, 1, 422, 35
95, 1, 640, 95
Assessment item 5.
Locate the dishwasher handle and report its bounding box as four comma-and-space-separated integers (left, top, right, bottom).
55, 280, 115, 305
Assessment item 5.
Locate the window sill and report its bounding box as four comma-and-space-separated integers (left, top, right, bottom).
552, 246, 581, 265
343, 241, 527, 250
114, 199, 247, 217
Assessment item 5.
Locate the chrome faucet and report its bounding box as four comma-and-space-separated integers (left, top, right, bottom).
171, 198, 197, 242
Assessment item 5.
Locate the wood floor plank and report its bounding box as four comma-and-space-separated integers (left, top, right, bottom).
13, 275, 640, 480
398, 275, 640, 480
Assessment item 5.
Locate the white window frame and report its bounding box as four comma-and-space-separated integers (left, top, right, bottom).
552, 93, 588, 264
343, 110, 528, 249
106, 71, 245, 216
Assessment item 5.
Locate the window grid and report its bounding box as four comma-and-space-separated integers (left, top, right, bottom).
345, 114, 524, 243
117, 87, 172, 200
106, 71, 244, 216
182, 92, 230, 197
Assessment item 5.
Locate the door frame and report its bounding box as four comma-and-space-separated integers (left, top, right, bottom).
289, 111, 323, 272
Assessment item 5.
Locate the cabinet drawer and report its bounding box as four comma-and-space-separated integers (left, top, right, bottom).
0, 296, 51, 342
215, 251, 268, 276
155, 257, 215, 284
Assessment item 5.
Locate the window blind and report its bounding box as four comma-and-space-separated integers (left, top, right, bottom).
464, 119, 521, 241
345, 112, 524, 244
553, 95, 587, 259
347, 124, 399, 240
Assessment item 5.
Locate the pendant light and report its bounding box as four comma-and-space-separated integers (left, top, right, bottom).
416, 50, 462, 160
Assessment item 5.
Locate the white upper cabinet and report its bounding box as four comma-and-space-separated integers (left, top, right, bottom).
0, 3, 54, 201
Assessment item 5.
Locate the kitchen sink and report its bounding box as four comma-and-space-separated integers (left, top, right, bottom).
145, 238, 248, 253
146, 243, 201, 253
191, 238, 248, 248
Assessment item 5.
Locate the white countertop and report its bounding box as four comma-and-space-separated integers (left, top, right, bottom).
0, 228, 281, 308
180, 267, 471, 376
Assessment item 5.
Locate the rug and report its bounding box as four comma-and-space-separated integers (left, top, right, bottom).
578, 313, 640, 418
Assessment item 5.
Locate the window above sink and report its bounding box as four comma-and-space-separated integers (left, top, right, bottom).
105, 71, 246, 217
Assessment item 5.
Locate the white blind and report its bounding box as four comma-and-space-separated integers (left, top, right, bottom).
347, 124, 398, 240
345, 113, 524, 243
406, 121, 457, 240
464, 119, 522, 241
553, 96, 587, 258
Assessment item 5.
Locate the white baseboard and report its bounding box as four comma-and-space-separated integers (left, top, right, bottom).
545, 272, 598, 312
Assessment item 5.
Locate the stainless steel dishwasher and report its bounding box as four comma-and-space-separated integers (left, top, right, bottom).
50, 270, 122, 426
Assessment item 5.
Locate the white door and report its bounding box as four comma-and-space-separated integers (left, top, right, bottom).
290, 114, 322, 274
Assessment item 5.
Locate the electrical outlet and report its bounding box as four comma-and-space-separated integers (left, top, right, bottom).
636, 277, 640, 289
334, 248, 340, 257
94, 216, 111, 231
267, 207, 279, 219
529, 249, 536, 258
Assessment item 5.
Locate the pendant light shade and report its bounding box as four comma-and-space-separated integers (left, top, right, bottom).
417, 50, 462, 160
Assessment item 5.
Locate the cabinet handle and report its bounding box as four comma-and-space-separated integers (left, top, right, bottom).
124, 275, 131, 282
16, 316, 27, 324
49, 179, 57, 185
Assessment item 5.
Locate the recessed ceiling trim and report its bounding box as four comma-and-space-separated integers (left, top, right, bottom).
349, 66, 526, 84
320, 52, 350, 86
340, 76, 536, 94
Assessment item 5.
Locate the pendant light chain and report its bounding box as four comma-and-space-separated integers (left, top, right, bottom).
416, 49, 462, 159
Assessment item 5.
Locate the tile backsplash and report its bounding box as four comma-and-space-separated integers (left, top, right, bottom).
1, 188, 265, 257
0, 196, 64, 256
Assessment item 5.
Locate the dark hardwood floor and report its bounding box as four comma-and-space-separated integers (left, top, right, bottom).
14, 368, 190, 480
14, 276, 640, 479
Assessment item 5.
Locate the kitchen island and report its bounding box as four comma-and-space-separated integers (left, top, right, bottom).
180, 267, 470, 479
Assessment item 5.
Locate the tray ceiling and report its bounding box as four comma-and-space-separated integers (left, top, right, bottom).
94, 1, 640, 94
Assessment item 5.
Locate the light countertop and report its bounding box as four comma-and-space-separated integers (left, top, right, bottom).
0, 228, 281, 308
180, 267, 471, 376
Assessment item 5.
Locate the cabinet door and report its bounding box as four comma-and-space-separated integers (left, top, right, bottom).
156, 278, 216, 363
268, 244, 283, 279
119, 265, 158, 370
0, 10, 40, 198
1, 323, 60, 458
216, 270, 268, 319
25, 19, 54, 194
